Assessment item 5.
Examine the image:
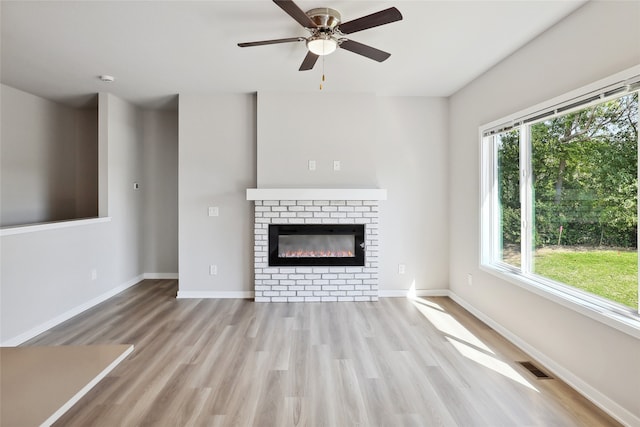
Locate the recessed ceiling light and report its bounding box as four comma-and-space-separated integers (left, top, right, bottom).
99, 75, 115, 82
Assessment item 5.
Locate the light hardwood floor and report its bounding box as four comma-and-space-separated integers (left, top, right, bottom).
24, 279, 620, 426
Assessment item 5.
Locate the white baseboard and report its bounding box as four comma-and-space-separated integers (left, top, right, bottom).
143, 273, 178, 280
176, 290, 254, 299
0, 275, 144, 347
447, 291, 640, 427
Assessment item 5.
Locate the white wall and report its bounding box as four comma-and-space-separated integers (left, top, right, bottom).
178, 94, 257, 295
0, 85, 98, 226
448, 1, 640, 423
257, 92, 376, 188
0, 93, 145, 344
178, 93, 449, 295
375, 96, 449, 292
142, 110, 178, 275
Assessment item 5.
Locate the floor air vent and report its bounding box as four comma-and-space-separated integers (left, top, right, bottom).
518, 361, 553, 379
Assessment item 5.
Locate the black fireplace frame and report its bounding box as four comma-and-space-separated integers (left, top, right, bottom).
268, 224, 365, 266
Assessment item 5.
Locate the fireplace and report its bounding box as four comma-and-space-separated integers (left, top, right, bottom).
269, 224, 365, 266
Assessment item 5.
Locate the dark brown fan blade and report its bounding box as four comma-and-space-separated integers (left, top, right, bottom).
273, 0, 317, 28
338, 7, 403, 34
339, 40, 391, 62
299, 51, 319, 71
238, 37, 304, 48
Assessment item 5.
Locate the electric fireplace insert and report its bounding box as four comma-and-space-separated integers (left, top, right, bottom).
268, 224, 365, 266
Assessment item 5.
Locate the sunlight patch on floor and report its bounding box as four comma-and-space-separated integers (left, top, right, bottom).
410, 299, 538, 392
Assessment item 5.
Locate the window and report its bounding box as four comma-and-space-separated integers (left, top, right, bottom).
481, 72, 640, 321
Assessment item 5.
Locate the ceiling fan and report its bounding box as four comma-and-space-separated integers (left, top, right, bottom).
238, 0, 403, 71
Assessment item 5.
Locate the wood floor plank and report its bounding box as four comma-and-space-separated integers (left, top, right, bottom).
16, 279, 620, 427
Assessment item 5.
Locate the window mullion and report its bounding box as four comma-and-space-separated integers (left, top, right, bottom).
520, 124, 533, 274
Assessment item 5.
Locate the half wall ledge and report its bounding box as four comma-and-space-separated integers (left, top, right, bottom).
246, 188, 387, 201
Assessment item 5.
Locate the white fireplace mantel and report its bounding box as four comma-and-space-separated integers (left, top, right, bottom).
246, 188, 387, 201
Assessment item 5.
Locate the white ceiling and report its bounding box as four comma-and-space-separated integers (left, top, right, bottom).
1, 0, 586, 109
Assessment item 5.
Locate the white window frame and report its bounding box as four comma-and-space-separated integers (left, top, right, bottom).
480, 66, 640, 339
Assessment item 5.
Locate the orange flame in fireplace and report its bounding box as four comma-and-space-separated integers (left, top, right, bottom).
280, 250, 354, 258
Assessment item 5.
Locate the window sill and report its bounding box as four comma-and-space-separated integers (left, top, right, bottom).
0, 217, 111, 237
480, 263, 640, 340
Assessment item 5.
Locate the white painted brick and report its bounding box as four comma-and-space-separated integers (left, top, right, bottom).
297, 212, 314, 218
298, 200, 313, 206
313, 200, 330, 206
355, 206, 371, 212
288, 296, 304, 302
305, 274, 321, 280
263, 268, 279, 273
256, 274, 271, 279
323, 285, 338, 291
297, 280, 313, 285
264, 280, 279, 285
255, 296, 270, 302
281, 291, 296, 297
264, 291, 280, 297
297, 291, 313, 297
316, 212, 330, 218
321, 219, 335, 224
272, 297, 288, 302
312, 267, 330, 273
289, 285, 304, 291
280, 268, 296, 274
273, 286, 287, 291
363, 279, 378, 285
330, 200, 346, 206
306, 285, 321, 291
314, 291, 330, 296
329, 267, 346, 273
272, 218, 289, 224
347, 279, 363, 285
289, 274, 305, 280
255, 279, 263, 285
255, 291, 263, 297
281, 200, 296, 205
338, 218, 355, 224
255, 200, 263, 206
346, 267, 362, 273
322, 206, 338, 212
356, 284, 371, 290
255, 212, 263, 218
272, 206, 287, 212
280, 212, 296, 218
339, 273, 355, 279
338, 206, 355, 212
330, 212, 346, 218
347, 291, 363, 296
338, 297, 355, 302
322, 274, 338, 280
288, 205, 305, 211
289, 218, 305, 224
281, 280, 296, 285
313, 279, 329, 285
355, 296, 372, 302
305, 218, 323, 224
321, 296, 338, 302
296, 267, 313, 273
255, 206, 271, 212
355, 273, 370, 279
305, 206, 321, 212
264, 200, 280, 206
339, 285, 355, 291
305, 296, 321, 302
333, 280, 347, 285
255, 218, 271, 224
330, 291, 346, 296
255, 285, 270, 291
364, 290, 378, 296
272, 274, 288, 280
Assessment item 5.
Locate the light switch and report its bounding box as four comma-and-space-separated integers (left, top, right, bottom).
309, 160, 316, 171
333, 160, 341, 171
208, 207, 219, 217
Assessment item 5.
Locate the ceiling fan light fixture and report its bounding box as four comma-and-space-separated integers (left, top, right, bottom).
307, 36, 337, 56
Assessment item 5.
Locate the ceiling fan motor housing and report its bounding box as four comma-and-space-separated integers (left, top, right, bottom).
306, 8, 341, 30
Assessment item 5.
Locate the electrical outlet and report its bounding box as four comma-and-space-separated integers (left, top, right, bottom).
133, 182, 140, 190
308, 160, 316, 171
208, 207, 219, 217
210, 265, 217, 275
333, 160, 341, 171
467, 274, 473, 286
398, 264, 406, 275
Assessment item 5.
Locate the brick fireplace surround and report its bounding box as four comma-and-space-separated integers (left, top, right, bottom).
247, 189, 386, 302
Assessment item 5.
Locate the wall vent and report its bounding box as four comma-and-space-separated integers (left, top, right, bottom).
518, 361, 553, 379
